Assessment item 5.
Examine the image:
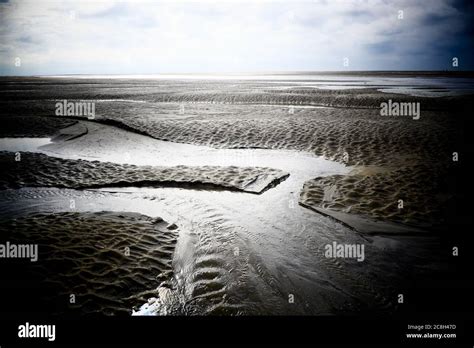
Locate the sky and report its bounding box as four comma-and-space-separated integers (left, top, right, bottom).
0, 0, 473, 75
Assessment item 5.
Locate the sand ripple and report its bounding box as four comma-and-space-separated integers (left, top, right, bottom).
0, 151, 288, 194
0, 211, 177, 315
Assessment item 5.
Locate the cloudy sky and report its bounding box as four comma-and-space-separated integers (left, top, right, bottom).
0, 0, 473, 75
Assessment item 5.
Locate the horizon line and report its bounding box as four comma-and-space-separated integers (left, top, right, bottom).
2, 70, 474, 79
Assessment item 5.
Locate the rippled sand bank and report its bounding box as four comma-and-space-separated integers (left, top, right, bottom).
0, 211, 178, 316
0, 151, 288, 193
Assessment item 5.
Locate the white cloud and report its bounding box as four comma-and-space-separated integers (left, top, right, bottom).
0, 0, 470, 74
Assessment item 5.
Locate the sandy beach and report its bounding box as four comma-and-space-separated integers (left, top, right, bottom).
0, 74, 470, 316
1, 76, 468, 227
2, 0, 474, 343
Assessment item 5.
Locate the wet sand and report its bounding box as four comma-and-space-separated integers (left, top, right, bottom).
8, 73, 473, 227
1, 79, 466, 227
0, 151, 288, 194
0, 211, 178, 316
0, 75, 470, 316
